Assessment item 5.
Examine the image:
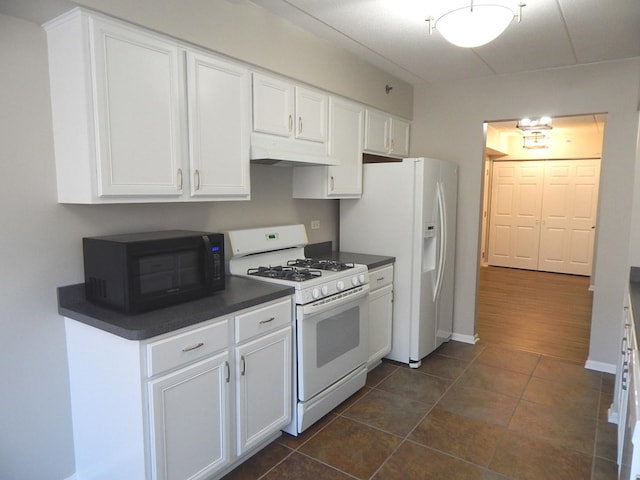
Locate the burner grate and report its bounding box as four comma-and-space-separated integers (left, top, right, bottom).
247, 265, 322, 282
287, 258, 354, 272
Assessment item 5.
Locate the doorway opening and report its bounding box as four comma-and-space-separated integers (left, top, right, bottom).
476, 113, 607, 363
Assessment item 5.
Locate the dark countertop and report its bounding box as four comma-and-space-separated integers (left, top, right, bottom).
58, 276, 294, 341
631, 267, 640, 339
305, 242, 395, 270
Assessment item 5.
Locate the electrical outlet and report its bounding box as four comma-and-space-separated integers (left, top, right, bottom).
311, 220, 320, 230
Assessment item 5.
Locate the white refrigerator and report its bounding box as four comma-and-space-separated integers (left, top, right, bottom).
340, 158, 458, 367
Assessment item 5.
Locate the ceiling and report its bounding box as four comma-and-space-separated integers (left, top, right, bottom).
249, 0, 640, 86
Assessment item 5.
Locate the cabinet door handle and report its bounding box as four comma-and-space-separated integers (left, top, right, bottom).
259, 317, 275, 325
194, 169, 200, 191
177, 168, 183, 190
288, 114, 293, 133
298, 116, 303, 134
225, 361, 230, 383
330, 176, 335, 191
622, 335, 628, 354
182, 342, 204, 352
241, 355, 246, 376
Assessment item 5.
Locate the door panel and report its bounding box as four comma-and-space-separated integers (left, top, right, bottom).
538, 159, 600, 275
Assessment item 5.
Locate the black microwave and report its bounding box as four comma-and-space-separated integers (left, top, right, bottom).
83, 230, 225, 313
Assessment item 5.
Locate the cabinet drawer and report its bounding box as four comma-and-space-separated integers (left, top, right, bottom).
369, 265, 393, 290
147, 319, 229, 377
235, 298, 292, 343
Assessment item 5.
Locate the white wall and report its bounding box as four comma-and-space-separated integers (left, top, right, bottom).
411, 59, 640, 370
0, 8, 406, 479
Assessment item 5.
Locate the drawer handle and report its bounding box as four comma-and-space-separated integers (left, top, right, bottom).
259, 317, 275, 325
182, 342, 204, 352
376, 277, 385, 282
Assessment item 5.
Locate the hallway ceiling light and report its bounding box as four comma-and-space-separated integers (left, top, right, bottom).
517, 116, 553, 131
522, 131, 550, 149
427, 1, 526, 48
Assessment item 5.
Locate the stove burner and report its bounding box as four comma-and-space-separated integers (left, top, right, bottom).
247, 266, 322, 282
287, 258, 355, 272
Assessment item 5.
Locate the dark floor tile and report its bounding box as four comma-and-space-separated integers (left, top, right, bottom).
595, 419, 618, 462
409, 406, 505, 466
599, 392, 614, 422
490, 430, 592, 480
222, 442, 292, 480
601, 373, 615, 395
277, 413, 336, 450
418, 353, 470, 380
592, 457, 618, 480
299, 416, 401, 479
438, 384, 519, 426
522, 376, 599, 419
476, 346, 540, 375
332, 386, 371, 414
366, 361, 399, 387
260, 452, 353, 480
436, 340, 485, 362
342, 388, 431, 437
376, 367, 451, 404
373, 440, 484, 480
533, 356, 602, 391
509, 400, 596, 454
457, 362, 530, 398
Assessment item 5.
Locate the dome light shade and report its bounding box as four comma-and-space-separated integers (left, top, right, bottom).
428, 2, 525, 48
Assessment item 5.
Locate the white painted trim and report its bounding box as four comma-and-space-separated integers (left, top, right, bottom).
608, 407, 620, 424
450, 333, 479, 345
585, 359, 616, 374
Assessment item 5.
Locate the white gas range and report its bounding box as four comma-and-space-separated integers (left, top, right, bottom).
228, 224, 369, 435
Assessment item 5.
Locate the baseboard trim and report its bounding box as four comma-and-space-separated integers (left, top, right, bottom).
450, 333, 479, 345
585, 359, 616, 374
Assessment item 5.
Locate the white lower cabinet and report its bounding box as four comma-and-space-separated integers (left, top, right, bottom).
148, 353, 231, 480
64, 296, 292, 480
367, 264, 394, 369
236, 327, 292, 454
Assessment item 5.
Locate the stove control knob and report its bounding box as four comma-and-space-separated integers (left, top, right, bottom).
321, 285, 329, 296
358, 274, 366, 284
336, 280, 345, 291
351, 276, 360, 286
312, 288, 320, 299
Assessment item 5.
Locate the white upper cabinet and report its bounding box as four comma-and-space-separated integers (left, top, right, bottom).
292, 97, 364, 198
45, 9, 250, 203
251, 72, 330, 162
186, 51, 250, 199
364, 108, 410, 158
92, 18, 184, 197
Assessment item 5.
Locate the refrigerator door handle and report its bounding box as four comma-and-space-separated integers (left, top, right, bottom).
433, 181, 446, 302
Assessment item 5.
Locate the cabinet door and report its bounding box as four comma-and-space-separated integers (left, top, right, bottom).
252, 73, 293, 138
186, 52, 250, 198
236, 326, 292, 455
90, 18, 184, 197
327, 98, 364, 196
295, 87, 328, 143
368, 284, 393, 368
148, 353, 231, 480
389, 117, 410, 157
364, 109, 390, 154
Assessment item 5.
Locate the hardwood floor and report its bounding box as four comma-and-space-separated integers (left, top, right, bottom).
477, 266, 593, 364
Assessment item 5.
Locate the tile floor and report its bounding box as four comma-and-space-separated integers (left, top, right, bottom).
222, 341, 618, 480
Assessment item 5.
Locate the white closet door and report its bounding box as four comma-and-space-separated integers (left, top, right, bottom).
487, 161, 544, 270
538, 159, 600, 275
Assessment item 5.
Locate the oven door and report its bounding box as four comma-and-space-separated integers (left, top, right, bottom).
296, 285, 369, 402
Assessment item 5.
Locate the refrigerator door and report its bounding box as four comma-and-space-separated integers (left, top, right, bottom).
411, 158, 440, 362
340, 160, 417, 363
435, 161, 458, 348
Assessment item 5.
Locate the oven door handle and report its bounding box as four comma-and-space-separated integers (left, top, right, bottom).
301, 284, 370, 316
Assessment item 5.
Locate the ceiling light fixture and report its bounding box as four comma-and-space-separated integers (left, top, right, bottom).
427, 1, 525, 48
517, 116, 553, 131
522, 131, 549, 149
